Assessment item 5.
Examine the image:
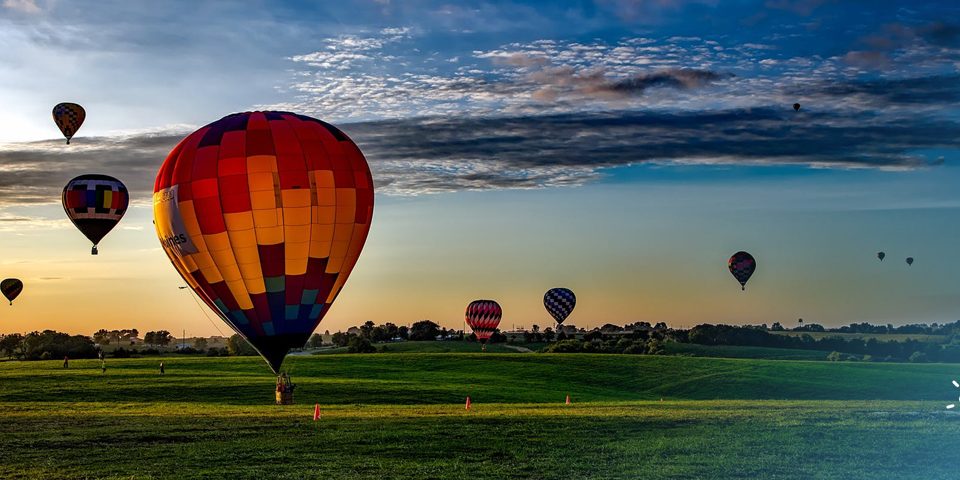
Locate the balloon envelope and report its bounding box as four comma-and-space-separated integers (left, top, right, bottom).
793, 103, 800, 111
153, 111, 374, 373
466, 300, 502, 343
728, 251, 756, 290
906, 257, 914, 266
877, 251, 885, 261
1, 278, 22, 305
52, 103, 85, 144
62, 174, 129, 254
543, 287, 576, 325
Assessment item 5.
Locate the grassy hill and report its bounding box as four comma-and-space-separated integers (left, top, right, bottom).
1, 355, 958, 479
770, 331, 949, 343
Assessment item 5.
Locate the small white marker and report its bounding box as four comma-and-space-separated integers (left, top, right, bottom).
949, 404, 956, 409
953, 380, 959, 388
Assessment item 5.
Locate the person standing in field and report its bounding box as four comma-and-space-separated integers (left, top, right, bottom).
159, 362, 164, 375
63, 356, 69, 368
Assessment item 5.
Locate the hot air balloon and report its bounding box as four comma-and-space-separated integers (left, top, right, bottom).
466, 300, 502, 351
728, 251, 756, 290
793, 103, 801, 112
1, 279, 22, 305
877, 251, 885, 262
544, 288, 576, 326
62, 175, 129, 255
906, 257, 914, 266
52, 103, 85, 144
153, 111, 374, 375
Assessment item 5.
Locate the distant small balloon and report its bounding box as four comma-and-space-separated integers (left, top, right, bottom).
906, 257, 914, 266
1, 278, 23, 305
728, 251, 756, 291
793, 103, 801, 112
466, 300, 502, 349
52, 103, 85, 145
62, 174, 129, 255
877, 251, 885, 261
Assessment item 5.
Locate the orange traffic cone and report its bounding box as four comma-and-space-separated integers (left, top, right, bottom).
465, 396, 472, 410
565, 394, 571, 405
313, 403, 321, 421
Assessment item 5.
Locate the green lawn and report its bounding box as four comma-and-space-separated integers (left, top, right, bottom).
1, 355, 959, 479
663, 342, 831, 360
770, 331, 949, 343
309, 340, 525, 355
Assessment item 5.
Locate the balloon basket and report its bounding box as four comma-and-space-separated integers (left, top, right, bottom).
276, 391, 294, 405
275, 372, 295, 405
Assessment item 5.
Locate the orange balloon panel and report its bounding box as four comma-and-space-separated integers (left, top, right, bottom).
153, 112, 374, 372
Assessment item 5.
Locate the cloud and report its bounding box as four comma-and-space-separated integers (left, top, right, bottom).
2, 0, 41, 14
843, 22, 960, 70
0, 105, 956, 204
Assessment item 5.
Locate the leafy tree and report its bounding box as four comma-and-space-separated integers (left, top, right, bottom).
227, 334, 258, 356
409, 320, 440, 341
193, 337, 208, 351
307, 333, 324, 348
543, 328, 555, 343
93, 329, 111, 345
0, 333, 24, 358
347, 336, 376, 353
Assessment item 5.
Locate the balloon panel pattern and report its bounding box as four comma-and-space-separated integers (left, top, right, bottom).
728, 251, 756, 290
1, 278, 23, 304
153, 111, 374, 373
543, 287, 576, 324
52, 103, 85, 142
62, 175, 129, 246
466, 300, 502, 342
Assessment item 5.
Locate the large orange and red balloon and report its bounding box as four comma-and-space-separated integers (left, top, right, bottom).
153, 111, 374, 373
466, 300, 502, 348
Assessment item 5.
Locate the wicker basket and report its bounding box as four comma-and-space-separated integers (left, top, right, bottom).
276, 390, 294, 405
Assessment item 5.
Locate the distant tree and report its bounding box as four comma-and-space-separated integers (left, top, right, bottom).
360, 320, 375, 339
826, 351, 843, 362
409, 320, 440, 341
227, 334, 258, 356
397, 325, 409, 340
192, 338, 208, 351
556, 331, 568, 341
324, 330, 330, 336
0, 333, 24, 359
770, 322, 784, 331
347, 336, 376, 353
654, 322, 668, 331
487, 330, 507, 344
909, 351, 928, 363
154, 331, 173, 347
93, 329, 111, 345
307, 333, 324, 348
543, 328, 555, 343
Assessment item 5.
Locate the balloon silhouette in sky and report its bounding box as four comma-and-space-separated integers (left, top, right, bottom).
1, 278, 22, 305
544, 288, 576, 325
906, 257, 914, 266
793, 103, 801, 112
52, 103, 85, 144
877, 251, 885, 262
728, 251, 756, 291
153, 111, 374, 373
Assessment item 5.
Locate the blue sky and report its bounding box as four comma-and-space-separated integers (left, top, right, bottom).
0, 0, 959, 335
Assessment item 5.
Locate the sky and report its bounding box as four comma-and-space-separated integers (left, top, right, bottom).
1, 0, 960, 336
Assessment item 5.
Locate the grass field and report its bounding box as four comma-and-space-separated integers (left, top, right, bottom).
770, 331, 949, 343
309, 340, 529, 354
663, 342, 831, 360
2, 354, 959, 479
